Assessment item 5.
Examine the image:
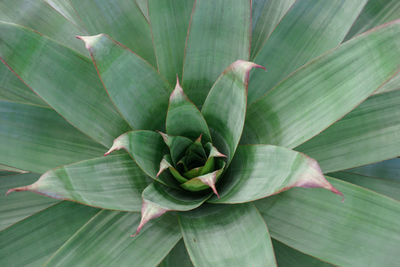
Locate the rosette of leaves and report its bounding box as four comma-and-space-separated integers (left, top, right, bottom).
1, 0, 400, 266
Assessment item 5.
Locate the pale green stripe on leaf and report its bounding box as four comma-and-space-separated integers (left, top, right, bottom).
0, 202, 99, 267
0, 22, 131, 147
43, 0, 85, 30
329, 171, 400, 201
210, 145, 341, 204
159, 239, 193, 267
0, 173, 58, 231
182, 0, 251, 107
69, 0, 156, 66
248, 0, 367, 103
250, 0, 295, 59
8, 154, 150, 212
374, 74, 400, 94
297, 89, 400, 173
79, 33, 170, 131
179, 203, 276, 267
256, 177, 400, 266
44, 211, 181, 267
0, 100, 105, 173
243, 20, 400, 148
148, 0, 194, 83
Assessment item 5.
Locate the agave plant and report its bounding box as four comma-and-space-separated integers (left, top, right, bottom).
1, 0, 400, 266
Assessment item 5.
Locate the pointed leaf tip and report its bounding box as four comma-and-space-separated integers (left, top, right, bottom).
133, 200, 168, 236
76, 34, 105, 50
6, 186, 29, 196
104, 136, 125, 156
170, 78, 185, 101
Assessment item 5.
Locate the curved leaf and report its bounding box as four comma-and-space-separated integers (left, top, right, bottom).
182, 0, 251, 106
297, 89, 400, 173
0, 22, 131, 147
159, 239, 194, 267
179, 203, 276, 267
69, 0, 156, 65
248, 0, 367, 103
0, 173, 58, 231
202, 60, 264, 162
79, 33, 170, 131
148, 0, 194, 83
0, 100, 105, 173
166, 80, 211, 141
0, 0, 87, 55
159, 133, 192, 165
7, 154, 149, 212
256, 177, 400, 266
210, 145, 341, 204
375, 74, 400, 94
44, 211, 181, 267
250, 0, 295, 59
243, 20, 400, 148
0, 202, 99, 267
105, 130, 177, 187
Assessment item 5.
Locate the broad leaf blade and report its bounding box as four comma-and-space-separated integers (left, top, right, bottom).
0, 202, 99, 267
0, 100, 105, 173
79, 33, 170, 131
159, 239, 194, 267
0, 173, 58, 231
148, 0, 194, 83
347, 158, 400, 182
210, 145, 341, 204
179, 203, 276, 267
166, 80, 211, 141
248, 0, 367, 103
250, 0, 295, 59
256, 177, 400, 266
44, 211, 181, 267
8, 154, 149, 212
69, 0, 156, 65
297, 89, 400, 173
202, 60, 263, 163
182, 0, 251, 106
0, 22, 131, 147
243, 20, 400, 148
329, 171, 400, 201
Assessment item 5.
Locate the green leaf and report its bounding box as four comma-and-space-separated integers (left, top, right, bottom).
7, 154, 150, 212
243, 20, 400, 148
135, 182, 209, 235
0, 202, 99, 267
347, 158, 400, 182
0, 173, 58, 231
329, 171, 400, 201
202, 60, 263, 162
69, 0, 156, 65
256, 177, 400, 266
159, 133, 192, 165
0, 22, 131, 147
44, 211, 181, 267
0, 164, 26, 174
250, 0, 295, 59
209, 145, 341, 204
136, 0, 149, 21
297, 89, 400, 173
0, 0, 87, 55
43, 0, 86, 30
345, 0, 400, 40
148, 0, 194, 83
0, 100, 105, 173
166, 80, 211, 141
272, 239, 333, 267
105, 130, 177, 187
248, 0, 367, 103
182, 0, 251, 106
375, 74, 400, 94
179, 203, 276, 267
0, 63, 48, 107
159, 239, 194, 267
79, 33, 171, 131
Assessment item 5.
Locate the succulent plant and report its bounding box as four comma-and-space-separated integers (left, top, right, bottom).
1, 0, 400, 266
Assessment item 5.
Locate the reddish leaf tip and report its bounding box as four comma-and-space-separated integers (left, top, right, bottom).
6, 186, 27, 196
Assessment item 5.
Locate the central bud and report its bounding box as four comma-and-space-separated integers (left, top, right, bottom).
157, 133, 226, 197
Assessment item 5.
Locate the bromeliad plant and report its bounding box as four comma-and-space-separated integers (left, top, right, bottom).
1, 0, 400, 266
